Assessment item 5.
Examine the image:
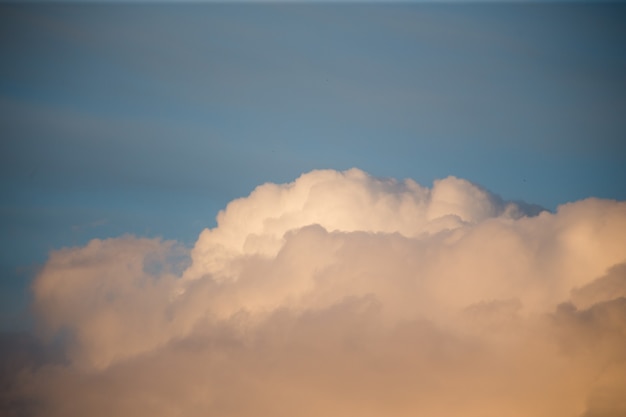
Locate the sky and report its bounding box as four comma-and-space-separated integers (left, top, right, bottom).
1, 2, 626, 416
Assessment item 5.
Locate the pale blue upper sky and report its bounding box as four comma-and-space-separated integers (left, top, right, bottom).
1, 3, 625, 329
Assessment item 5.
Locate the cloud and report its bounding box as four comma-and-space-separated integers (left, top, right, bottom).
5, 168, 626, 416
571, 263, 626, 310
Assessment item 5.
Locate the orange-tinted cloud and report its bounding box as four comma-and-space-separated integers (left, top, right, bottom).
9, 169, 626, 417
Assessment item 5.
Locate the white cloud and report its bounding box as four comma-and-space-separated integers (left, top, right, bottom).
11, 168, 626, 416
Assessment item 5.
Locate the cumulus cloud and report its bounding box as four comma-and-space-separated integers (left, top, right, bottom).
5, 168, 626, 416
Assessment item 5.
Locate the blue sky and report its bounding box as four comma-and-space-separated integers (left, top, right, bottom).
1, 3, 625, 329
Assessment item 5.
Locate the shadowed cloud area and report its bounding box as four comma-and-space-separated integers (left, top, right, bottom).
2, 168, 625, 416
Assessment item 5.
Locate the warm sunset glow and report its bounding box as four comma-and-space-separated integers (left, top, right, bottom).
23, 169, 626, 416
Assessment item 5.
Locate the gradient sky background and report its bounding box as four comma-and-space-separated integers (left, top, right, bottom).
1, 2, 626, 330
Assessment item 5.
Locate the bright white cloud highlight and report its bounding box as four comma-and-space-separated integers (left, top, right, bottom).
10, 169, 626, 417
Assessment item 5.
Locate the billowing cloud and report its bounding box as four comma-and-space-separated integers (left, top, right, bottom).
6, 168, 626, 416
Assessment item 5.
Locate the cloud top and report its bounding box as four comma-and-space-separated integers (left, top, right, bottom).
9, 169, 626, 417
184, 168, 528, 281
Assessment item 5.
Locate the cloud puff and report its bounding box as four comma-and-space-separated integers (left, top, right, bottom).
7, 169, 626, 417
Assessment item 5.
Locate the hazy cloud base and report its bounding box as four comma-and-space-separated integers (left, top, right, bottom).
5, 168, 626, 416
